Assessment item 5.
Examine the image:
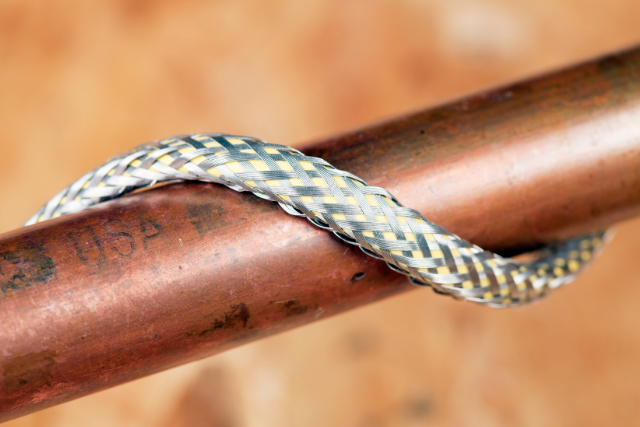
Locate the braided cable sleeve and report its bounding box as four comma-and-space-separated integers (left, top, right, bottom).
26, 133, 607, 308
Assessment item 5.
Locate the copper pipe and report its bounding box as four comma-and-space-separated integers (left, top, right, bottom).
2, 46, 640, 421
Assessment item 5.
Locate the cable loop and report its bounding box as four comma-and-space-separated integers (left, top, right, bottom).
26, 133, 607, 308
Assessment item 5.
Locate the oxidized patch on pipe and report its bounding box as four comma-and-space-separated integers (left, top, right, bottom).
2, 349, 58, 392
0, 242, 57, 295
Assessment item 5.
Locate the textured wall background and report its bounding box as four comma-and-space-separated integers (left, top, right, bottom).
2, 0, 640, 426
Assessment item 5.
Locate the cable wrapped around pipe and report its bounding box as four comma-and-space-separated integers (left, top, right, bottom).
26, 133, 606, 307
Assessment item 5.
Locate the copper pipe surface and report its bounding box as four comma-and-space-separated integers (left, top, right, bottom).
3, 46, 640, 421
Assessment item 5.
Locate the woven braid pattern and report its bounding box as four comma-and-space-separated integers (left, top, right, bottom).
26, 133, 605, 308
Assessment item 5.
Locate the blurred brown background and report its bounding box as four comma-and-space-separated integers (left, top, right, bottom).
2, 0, 640, 426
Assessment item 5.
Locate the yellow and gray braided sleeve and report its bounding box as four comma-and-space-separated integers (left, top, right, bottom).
26, 133, 606, 308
